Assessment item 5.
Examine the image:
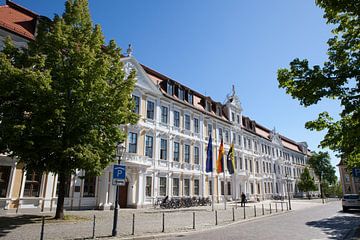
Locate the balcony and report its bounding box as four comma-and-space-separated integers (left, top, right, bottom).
182, 162, 192, 171
171, 161, 181, 169
123, 153, 153, 167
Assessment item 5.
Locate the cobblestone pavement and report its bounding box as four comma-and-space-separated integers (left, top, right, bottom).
0, 199, 329, 240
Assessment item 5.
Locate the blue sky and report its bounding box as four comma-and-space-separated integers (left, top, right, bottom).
8, 0, 341, 174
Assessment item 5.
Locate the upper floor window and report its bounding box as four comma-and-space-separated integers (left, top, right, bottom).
179, 88, 185, 101
194, 118, 199, 133
194, 146, 199, 164
128, 132, 137, 153
145, 135, 153, 158
224, 130, 229, 143
208, 124, 212, 137
167, 82, 173, 95
185, 114, 191, 130
237, 115, 240, 124
217, 107, 222, 117
174, 142, 180, 162
132, 95, 140, 114
188, 93, 193, 104
146, 101, 154, 120
173, 110, 180, 127
184, 144, 190, 163
206, 101, 211, 112
238, 135, 241, 146
160, 139, 167, 160
161, 106, 168, 124
219, 128, 223, 139
232, 112, 235, 122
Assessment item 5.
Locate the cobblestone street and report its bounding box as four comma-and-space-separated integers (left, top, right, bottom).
0, 199, 330, 240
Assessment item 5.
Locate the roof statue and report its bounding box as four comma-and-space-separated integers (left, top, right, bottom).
225, 85, 242, 111
127, 43, 133, 57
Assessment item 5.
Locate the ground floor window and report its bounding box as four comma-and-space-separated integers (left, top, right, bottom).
194, 179, 199, 195
257, 183, 261, 194
209, 180, 212, 195
56, 175, 72, 197
146, 176, 152, 197
250, 183, 254, 194
227, 182, 231, 195
0, 166, 11, 197
221, 181, 224, 195
160, 177, 167, 196
83, 174, 96, 197
184, 179, 190, 196
173, 178, 179, 196
23, 171, 41, 197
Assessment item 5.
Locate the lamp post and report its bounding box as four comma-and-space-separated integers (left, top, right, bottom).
112, 143, 126, 237
285, 174, 292, 210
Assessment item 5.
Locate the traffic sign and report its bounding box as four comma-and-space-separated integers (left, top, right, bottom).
112, 164, 126, 185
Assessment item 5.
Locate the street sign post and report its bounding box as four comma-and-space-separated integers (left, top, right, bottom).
112, 164, 126, 186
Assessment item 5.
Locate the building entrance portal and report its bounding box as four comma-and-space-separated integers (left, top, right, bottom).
119, 181, 128, 208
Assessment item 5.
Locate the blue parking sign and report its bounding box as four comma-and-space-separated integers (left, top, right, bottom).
113, 164, 126, 183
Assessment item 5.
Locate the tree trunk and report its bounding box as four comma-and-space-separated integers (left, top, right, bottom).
55, 172, 66, 219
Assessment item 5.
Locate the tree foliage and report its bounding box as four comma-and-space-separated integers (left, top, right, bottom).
277, 0, 360, 168
0, 0, 138, 219
297, 167, 317, 194
308, 151, 337, 184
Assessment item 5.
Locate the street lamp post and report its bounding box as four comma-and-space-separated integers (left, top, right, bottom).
285, 174, 292, 210
112, 143, 126, 237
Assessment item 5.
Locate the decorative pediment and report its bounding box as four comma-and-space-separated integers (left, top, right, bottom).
225, 85, 243, 112
121, 57, 162, 96
269, 127, 282, 146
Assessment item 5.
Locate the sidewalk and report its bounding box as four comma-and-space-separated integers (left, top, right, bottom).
0, 199, 328, 240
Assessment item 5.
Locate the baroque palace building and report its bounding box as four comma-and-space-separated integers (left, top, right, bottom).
0, 1, 314, 211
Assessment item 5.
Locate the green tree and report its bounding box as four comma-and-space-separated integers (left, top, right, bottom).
277, 0, 360, 168
297, 167, 317, 198
0, 0, 138, 219
308, 151, 337, 199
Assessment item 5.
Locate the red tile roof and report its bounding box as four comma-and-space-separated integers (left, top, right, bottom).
0, 0, 38, 40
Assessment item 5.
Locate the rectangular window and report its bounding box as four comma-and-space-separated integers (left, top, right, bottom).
237, 115, 240, 124
188, 93, 193, 104
232, 112, 235, 122
146, 176, 152, 197
263, 162, 266, 173
128, 132, 137, 153
250, 183, 254, 194
194, 179, 199, 195
167, 82, 173, 95
245, 158, 248, 170
240, 157, 243, 170
208, 124, 212, 137
232, 133, 236, 142
249, 160, 253, 172
184, 144, 190, 163
0, 166, 11, 197
161, 106, 168, 124
194, 146, 199, 165
221, 181, 224, 195
132, 95, 140, 114
145, 135, 153, 158
225, 130, 229, 143
160, 177, 167, 196
179, 89, 184, 100
173, 178, 179, 196
227, 182, 231, 195
173, 110, 180, 127
23, 172, 41, 197
160, 139, 167, 160
256, 161, 259, 173
219, 128, 223, 139
184, 179, 190, 196
238, 135, 241, 146
56, 175, 71, 197
83, 175, 96, 197
174, 142, 180, 162
185, 114, 191, 130
194, 118, 199, 133
248, 139, 251, 149
146, 101, 154, 120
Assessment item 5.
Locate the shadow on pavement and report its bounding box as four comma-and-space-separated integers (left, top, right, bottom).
0, 215, 48, 237
306, 211, 360, 239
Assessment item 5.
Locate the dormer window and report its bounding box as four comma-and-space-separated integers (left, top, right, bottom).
167, 82, 173, 95
179, 88, 184, 101
217, 106, 222, 117
206, 101, 211, 112
188, 92, 193, 104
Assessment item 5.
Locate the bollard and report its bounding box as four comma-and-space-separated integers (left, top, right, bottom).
232, 207, 235, 221
276, 203, 278, 212
193, 212, 195, 229
243, 205, 246, 219
281, 202, 283, 212
92, 215, 96, 239
132, 213, 135, 235
254, 205, 256, 217
162, 213, 165, 232
235, 200, 238, 209
286, 202, 289, 211
215, 210, 218, 225
40, 216, 45, 240
262, 204, 264, 215
270, 203, 272, 214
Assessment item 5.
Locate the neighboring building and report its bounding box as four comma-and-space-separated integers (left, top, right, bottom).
338, 159, 360, 194
0, 1, 315, 211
